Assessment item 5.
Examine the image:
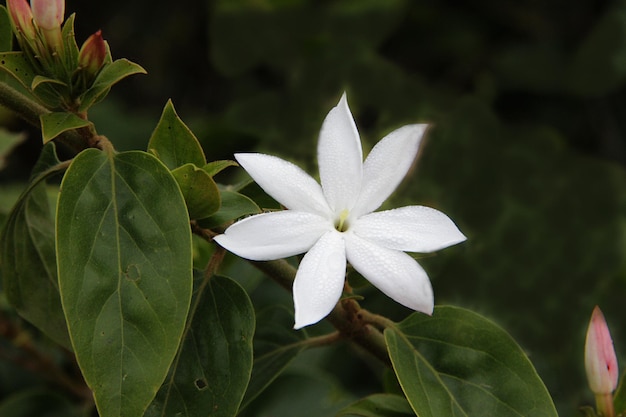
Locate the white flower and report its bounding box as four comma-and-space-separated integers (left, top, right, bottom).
214, 93, 466, 329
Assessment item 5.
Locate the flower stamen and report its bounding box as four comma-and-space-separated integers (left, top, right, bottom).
335, 209, 350, 232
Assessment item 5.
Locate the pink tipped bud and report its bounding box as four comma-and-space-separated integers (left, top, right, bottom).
585, 306, 619, 395
6, 0, 36, 39
31, 0, 64, 30
78, 31, 107, 76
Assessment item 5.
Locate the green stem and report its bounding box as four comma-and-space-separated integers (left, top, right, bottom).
595, 393, 615, 417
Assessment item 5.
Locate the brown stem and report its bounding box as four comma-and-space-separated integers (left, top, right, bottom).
250, 259, 391, 365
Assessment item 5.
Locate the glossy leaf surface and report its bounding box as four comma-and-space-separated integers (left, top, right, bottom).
385, 306, 558, 417
56, 149, 193, 417
147, 99, 206, 170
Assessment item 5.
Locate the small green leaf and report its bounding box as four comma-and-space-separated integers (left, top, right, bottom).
384, 306, 558, 417
0, 6, 12, 52
336, 393, 415, 417
146, 274, 255, 417
171, 163, 221, 219
0, 52, 36, 89
147, 100, 206, 170
40, 112, 92, 143
202, 160, 238, 177
78, 58, 146, 111
1, 143, 70, 348
61, 14, 80, 72
239, 306, 307, 411
196, 190, 260, 229
31, 75, 68, 108
56, 149, 193, 417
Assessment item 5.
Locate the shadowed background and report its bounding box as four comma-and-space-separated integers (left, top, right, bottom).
1, 0, 626, 415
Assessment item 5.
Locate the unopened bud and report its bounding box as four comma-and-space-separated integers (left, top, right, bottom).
30, 0, 64, 30
78, 30, 106, 77
6, 0, 36, 40
585, 306, 619, 395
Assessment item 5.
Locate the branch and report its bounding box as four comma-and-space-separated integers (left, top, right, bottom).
251, 259, 391, 365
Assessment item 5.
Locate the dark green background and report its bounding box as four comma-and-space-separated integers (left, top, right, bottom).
2, 0, 626, 415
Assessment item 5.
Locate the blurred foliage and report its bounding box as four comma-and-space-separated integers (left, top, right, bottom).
2, 0, 626, 415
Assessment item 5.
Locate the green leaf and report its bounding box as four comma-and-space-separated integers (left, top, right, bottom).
336, 393, 415, 417
384, 306, 558, 417
56, 149, 193, 417
61, 14, 80, 73
202, 160, 238, 177
78, 58, 146, 111
171, 163, 221, 219
0, 6, 12, 52
147, 100, 206, 170
196, 190, 260, 229
146, 274, 254, 417
0, 52, 36, 89
1, 143, 70, 348
30, 75, 67, 109
40, 112, 92, 143
0, 389, 78, 417
240, 306, 307, 411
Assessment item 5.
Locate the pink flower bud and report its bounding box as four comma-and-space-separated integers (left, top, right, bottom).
6, 0, 36, 39
31, 0, 64, 30
78, 31, 107, 76
585, 306, 619, 395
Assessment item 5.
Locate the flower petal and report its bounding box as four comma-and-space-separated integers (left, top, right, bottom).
352, 124, 427, 218
353, 205, 466, 253
214, 211, 330, 261
317, 93, 363, 213
293, 231, 346, 329
345, 233, 433, 314
235, 153, 331, 217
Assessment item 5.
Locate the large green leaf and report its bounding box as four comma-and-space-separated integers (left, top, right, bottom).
147, 100, 206, 170
384, 306, 558, 417
240, 306, 306, 411
56, 149, 193, 417
1, 143, 70, 348
145, 274, 254, 417
336, 393, 415, 417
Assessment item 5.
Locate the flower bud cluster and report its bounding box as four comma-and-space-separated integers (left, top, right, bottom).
6, 0, 108, 110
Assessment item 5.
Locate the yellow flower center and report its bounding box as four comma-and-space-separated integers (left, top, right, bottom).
335, 209, 350, 232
